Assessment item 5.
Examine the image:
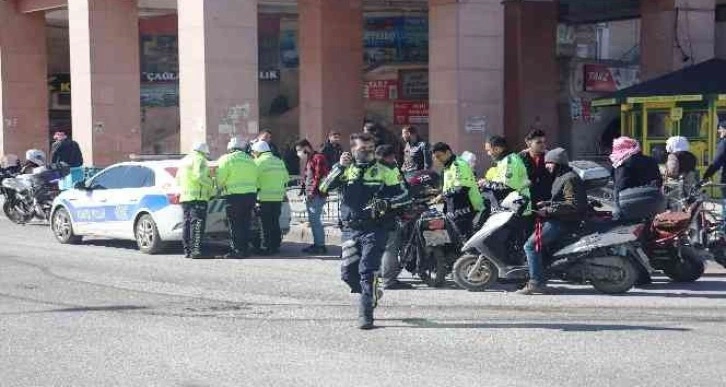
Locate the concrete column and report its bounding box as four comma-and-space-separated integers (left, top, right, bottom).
0, 2, 48, 156
429, 0, 505, 161
68, 0, 141, 166
178, 0, 258, 158
299, 0, 363, 147
503, 0, 558, 144
641, 0, 715, 80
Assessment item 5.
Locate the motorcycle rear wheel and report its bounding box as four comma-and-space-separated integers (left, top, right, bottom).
590, 256, 638, 294
452, 254, 498, 291
662, 247, 705, 283
418, 248, 448, 288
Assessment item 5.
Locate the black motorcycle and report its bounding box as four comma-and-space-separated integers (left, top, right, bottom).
2, 163, 69, 224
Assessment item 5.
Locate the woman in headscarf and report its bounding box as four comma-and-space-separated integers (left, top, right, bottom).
610, 136, 665, 222
665, 136, 698, 202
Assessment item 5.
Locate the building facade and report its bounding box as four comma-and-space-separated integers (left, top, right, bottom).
0, 0, 725, 167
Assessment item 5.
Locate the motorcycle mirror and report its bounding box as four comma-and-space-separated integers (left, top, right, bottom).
74, 181, 88, 190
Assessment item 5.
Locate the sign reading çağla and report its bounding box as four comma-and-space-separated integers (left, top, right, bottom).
141, 70, 281, 82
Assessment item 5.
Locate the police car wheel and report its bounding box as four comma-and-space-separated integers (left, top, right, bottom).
51, 207, 82, 244
135, 214, 163, 254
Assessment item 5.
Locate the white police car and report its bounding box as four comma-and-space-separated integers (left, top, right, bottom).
50, 160, 291, 254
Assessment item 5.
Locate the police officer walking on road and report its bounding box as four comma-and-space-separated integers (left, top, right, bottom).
252, 140, 290, 255
319, 133, 411, 330
217, 137, 258, 258
177, 142, 214, 259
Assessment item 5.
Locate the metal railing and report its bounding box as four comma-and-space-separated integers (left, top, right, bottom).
286, 175, 341, 226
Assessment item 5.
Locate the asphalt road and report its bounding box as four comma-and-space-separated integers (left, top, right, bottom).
1, 219, 726, 386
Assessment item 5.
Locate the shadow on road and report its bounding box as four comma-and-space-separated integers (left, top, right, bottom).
396, 318, 690, 332
77, 239, 342, 261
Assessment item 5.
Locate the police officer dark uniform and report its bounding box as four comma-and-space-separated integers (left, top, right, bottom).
217, 137, 258, 258
177, 142, 214, 259
252, 140, 290, 255
319, 133, 411, 330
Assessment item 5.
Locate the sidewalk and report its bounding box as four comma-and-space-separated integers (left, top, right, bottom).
285, 221, 342, 246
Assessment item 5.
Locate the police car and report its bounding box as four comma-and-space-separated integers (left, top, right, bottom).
49, 160, 291, 254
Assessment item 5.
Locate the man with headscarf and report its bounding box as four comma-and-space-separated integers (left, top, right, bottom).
609, 136, 664, 222
665, 136, 698, 203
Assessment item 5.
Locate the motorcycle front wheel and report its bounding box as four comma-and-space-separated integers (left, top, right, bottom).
452, 254, 498, 291
3, 200, 31, 224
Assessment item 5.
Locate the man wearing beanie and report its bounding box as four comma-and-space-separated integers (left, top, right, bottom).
517, 147, 586, 295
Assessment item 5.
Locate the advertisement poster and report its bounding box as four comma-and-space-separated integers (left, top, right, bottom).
583, 64, 639, 92
364, 80, 399, 100
279, 19, 299, 68
140, 35, 179, 107
394, 101, 429, 125
363, 15, 428, 67
398, 69, 428, 100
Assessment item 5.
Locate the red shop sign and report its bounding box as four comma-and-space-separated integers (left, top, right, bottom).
584, 64, 639, 92
394, 101, 429, 125
364, 80, 399, 100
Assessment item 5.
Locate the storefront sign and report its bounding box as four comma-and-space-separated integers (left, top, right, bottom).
465, 116, 487, 133
398, 69, 428, 101
584, 64, 639, 92
48, 74, 71, 93
142, 71, 178, 83
364, 80, 398, 100
626, 95, 703, 104
394, 101, 429, 125
259, 70, 281, 81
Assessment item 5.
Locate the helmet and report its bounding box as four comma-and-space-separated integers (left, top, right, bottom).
227, 137, 248, 151
25, 149, 46, 166
251, 140, 270, 153
192, 141, 210, 155
460, 151, 477, 168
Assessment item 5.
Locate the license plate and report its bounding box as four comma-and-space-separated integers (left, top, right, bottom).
423, 230, 450, 246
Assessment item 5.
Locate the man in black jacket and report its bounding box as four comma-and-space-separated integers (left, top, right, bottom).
50, 130, 83, 167
320, 130, 343, 169
400, 125, 431, 175
518, 148, 587, 295
519, 129, 552, 205
702, 122, 726, 225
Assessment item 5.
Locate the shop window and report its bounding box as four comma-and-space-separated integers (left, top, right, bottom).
647, 111, 670, 138
680, 111, 708, 138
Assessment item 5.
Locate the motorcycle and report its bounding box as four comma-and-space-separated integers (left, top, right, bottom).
398, 171, 498, 287
452, 191, 649, 294
2, 163, 69, 224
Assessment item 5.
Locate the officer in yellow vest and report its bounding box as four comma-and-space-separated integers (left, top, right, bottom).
217, 137, 258, 258
431, 142, 484, 241
252, 140, 290, 255
177, 141, 214, 259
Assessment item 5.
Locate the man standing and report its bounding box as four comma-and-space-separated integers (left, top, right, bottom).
376, 145, 413, 290
50, 130, 83, 167
177, 142, 214, 259
432, 142, 483, 240
519, 130, 552, 206
320, 133, 411, 330
253, 129, 281, 157
400, 125, 431, 175
217, 138, 258, 258
320, 131, 343, 169
296, 139, 330, 254
518, 148, 587, 295
252, 141, 290, 255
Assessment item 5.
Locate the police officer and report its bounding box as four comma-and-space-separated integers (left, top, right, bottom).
481, 135, 530, 198
319, 133, 411, 330
251, 140, 290, 255
177, 142, 214, 259
217, 137, 258, 258
431, 142, 483, 241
